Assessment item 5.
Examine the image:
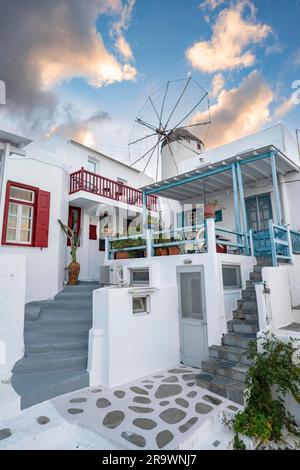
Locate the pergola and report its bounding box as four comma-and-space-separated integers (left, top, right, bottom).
141, 145, 299, 255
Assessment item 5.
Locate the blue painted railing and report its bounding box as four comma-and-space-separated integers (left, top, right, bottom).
108, 234, 146, 260
269, 221, 292, 266
290, 230, 300, 254
152, 224, 206, 256
215, 225, 248, 254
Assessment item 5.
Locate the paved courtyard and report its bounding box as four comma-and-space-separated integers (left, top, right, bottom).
52, 364, 241, 450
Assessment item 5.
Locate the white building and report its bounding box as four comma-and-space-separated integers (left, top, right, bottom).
1, 123, 300, 415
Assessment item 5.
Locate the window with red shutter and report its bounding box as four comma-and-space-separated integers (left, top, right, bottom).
89, 224, 97, 240
67, 206, 81, 246
35, 190, 51, 247
1, 181, 50, 248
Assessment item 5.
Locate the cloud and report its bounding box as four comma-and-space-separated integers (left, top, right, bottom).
47, 110, 111, 148
110, 0, 135, 61
192, 70, 273, 149
199, 0, 225, 11
274, 97, 296, 119
186, 1, 271, 73
0, 0, 136, 135
211, 73, 225, 97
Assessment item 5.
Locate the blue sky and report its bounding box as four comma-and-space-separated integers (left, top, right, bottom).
1, 0, 300, 166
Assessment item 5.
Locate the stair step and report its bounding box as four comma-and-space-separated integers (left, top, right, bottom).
35, 316, 92, 327
24, 325, 90, 338
241, 290, 257, 300
195, 372, 245, 405
246, 280, 256, 290
250, 272, 263, 282
12, 369, 89, 409
232, 310, 258, 321
228, 319, 259, 334
209, 345, 254, 366
25, 338, 88, 354
222, 332, 257, 349
13, 351, 87, 374
202, 358, 248, 383
237, 299, 258, 311
40, 300, 92, 310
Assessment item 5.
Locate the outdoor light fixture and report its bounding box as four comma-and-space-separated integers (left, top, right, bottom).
183, 259, 192, 264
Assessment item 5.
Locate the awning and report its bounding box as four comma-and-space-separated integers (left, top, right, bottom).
141, 145, 299, 201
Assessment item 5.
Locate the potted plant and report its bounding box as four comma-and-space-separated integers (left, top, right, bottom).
58, 219, 81, 285
204, 200, 218, 219
111, 236, 145, 259
168, 245, 181, 255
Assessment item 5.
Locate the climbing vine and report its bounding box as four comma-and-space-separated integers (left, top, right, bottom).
228, 333, 300, 449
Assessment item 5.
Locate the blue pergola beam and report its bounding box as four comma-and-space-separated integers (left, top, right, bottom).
231, 163, 241, 245
236, 162, 249, 254
270, 151, 282, 225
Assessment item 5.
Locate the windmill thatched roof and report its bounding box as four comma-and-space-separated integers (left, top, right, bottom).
161, 127, 204, 148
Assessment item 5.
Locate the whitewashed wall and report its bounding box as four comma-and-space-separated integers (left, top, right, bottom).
88, 285, 180, 387
0, 254, 25, 379
0, 152, 68, 302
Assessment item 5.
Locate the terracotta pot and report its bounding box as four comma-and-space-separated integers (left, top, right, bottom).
204, 203, 217, 219
155, 247, 161, 256
68, 262, 80, 285
168, 246, 181, 255
115, 251, 129, 259
159, 247, 168, 256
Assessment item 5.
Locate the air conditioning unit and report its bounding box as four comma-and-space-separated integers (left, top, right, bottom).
100, 265, 125, 285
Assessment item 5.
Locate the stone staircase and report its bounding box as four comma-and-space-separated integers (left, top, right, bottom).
12, 281, 99, 409
197, 259, 272, 405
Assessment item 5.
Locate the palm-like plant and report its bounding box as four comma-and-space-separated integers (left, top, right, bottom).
58, 219, 81, 263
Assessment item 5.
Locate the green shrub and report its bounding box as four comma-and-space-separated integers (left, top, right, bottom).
229, 333, 300, 449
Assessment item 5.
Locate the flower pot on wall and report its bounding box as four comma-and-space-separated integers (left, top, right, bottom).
115, 251, 129, 259
204, 202, 217, 219
168, 246, 181, 255
159, 247, 168, 256
68, 262, 80, 285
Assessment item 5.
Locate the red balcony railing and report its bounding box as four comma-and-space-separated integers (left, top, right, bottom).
69, 167, 158, 211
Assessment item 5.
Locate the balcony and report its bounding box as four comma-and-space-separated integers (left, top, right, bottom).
69, 167, 158, 211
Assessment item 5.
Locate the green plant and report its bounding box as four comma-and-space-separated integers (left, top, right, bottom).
58, 219, 81, 263
111, 237, 145, 250
229, 333, 300, 449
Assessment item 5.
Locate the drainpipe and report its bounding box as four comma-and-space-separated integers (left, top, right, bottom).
0, 142, 10, 219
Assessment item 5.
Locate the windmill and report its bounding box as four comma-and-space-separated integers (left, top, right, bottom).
128, 76, 211, 181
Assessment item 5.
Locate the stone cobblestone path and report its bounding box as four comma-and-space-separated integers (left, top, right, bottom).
52, 364, 241, 450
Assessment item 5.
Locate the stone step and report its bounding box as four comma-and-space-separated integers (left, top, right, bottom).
228, 319, 259, 334
195, 372, 245, 405
36, 315, 92, 328
40, 300, 92, 310
63, 283, 100, 291
255, 257, 273, 267
12, 369, 89, 409
237, 299, 258, 311
24, 325, 90, 338
55, 291, 93, 300
253, 265, 264, 273
209, 345, 254, 366
13, 350, 87, 374
241, 290, 257, 301
232, 309, 258, 321
202, 358, 248, 383
25, 337, 88, 354
222, 332, 257, 349
250, 272, 263, 282
38, 309, 92, 319
246, 280, 257, 290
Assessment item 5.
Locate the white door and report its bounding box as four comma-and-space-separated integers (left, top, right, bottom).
177, 266, 208, 368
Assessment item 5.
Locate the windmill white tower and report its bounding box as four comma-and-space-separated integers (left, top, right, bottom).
128, 76, 211, 181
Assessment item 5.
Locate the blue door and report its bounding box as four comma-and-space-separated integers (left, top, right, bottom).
246, 194, 273, 257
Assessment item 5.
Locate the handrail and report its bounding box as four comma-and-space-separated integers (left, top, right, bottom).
152, 224, 205, 237
69, 167, 158, 211
215, 225, 244, 237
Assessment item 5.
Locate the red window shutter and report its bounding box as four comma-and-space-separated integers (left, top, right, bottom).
89, 224, 97, 240
34, 190, 51, 247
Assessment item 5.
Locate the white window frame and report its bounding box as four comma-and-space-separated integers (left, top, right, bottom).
129, 267, 150, 286
222, 264, 242, 290
132, 295, 150, 316
7, 200, 34, 245
87, 157, 97, 174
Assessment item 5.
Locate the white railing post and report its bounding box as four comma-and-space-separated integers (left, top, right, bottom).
146, 228, 152, 258
105, 237, 110, 261
287, 224, 294, 265
206, 217, 216, 253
